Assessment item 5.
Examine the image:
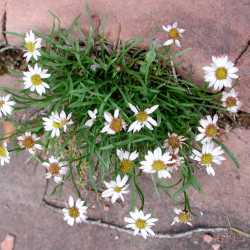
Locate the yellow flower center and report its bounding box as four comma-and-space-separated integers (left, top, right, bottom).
25, 41, 36, 52
168, 28, 180, 39
120, 160, 134, 173
205, 124, 218, 138
135, 219, 146, 229
201, 153, 213, 165
136, 111, 148, 122
168, 135, 180, 149
226, 97, 237, 107
215, 67, 228, 80
110, 118, 123, 132
0, 100, 5, 108
178, 211, 190, 223
31, 74, 42, 86
52, 121, 62, 129
0, 146, 7, 157
68, 207, 79, 219
114, 186, 122, 193
22, 136, 35, 149
152, 160, 165, 171
48, 163, 60, 175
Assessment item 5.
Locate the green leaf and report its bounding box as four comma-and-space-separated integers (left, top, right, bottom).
145, 49, 156, 64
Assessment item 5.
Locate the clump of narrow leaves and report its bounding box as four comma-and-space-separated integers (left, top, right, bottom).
0, 17, 240, 236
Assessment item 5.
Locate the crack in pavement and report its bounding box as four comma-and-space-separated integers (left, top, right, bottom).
1, 2, 8, 46
41, 180, 250, 239
234, 40, 250, 65
42, 196, 230, 239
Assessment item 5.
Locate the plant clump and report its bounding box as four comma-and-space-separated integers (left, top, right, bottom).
0, 18, 241, 238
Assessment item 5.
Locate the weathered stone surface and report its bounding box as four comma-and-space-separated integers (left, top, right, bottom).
0, 153, 45, 208
5, 0, 85, 44
0, 74, 19, 89
0, 128, 250, 249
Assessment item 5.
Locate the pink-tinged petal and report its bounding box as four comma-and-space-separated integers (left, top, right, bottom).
141, 230, 148, 239
173, 22, 178, 28
129, 151, 138, 161
175, 39, 181, 48
111, 194, 118, 203
147, 117, 157, 126
124, 217, 134, 224
206, 166, 215, 176
178, 28, 185, 33
121, 175, 129, 186
145, 121, 153, 130
85, 119, 94, 127
68, 196, 74, 208
116, 174, 122, 183
163, 39, 174, 46
114, 109, 120, 118
128, 103, 138, 114
128, 121, 137, 132
54, 176, 62, 183
145, 105, 159, 114
67, 217, 75, 226
196, 133, 205, 141
104, 112, 112, 122
162, 25, 171, 32
76, 199, 84, 208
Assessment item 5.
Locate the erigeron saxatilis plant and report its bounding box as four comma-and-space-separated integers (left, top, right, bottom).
0, 18, 241, 239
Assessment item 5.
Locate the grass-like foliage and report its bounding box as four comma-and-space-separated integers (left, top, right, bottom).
1, 17, 236, 217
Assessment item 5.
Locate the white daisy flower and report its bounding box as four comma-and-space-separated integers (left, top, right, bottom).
101, 175, 129, 204
221, 88, 241, 113
17, 132, 42, 154
0, 142, 10, 166
164, 133, 186, 153
43, 110, 73, 138
101, 109, 126, 135
23, 30, 42, 62
140, 147, 175, 178
171, 208, 192, 226
62, 196, 88, 226
162, 22, 185, 48
0, 94, 15, 118
124, 208, 158, 239
85, 109, 97, 127
203, 56, 238, 91
191, 142, 225, 176
128, 103, 158, 133
116, 149, 139, 173
23, 64, 51, 96
196, 114, 219, 143
42, 156, 68, 183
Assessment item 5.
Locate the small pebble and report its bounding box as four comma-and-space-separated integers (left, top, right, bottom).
103, 204, 110, 211
0, 234, 15, 250
212, 244, 221, 250
203, 233, 213, 244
